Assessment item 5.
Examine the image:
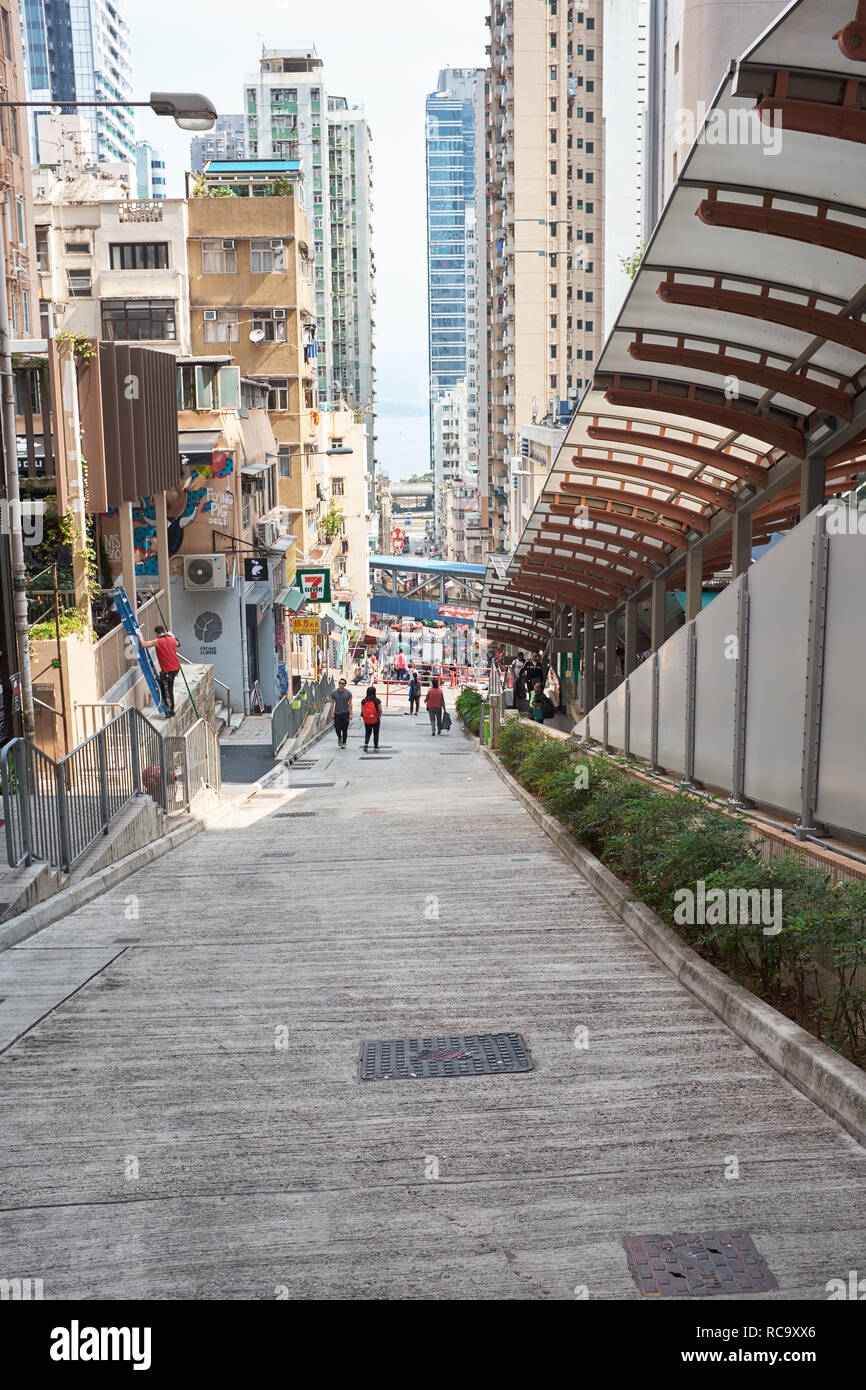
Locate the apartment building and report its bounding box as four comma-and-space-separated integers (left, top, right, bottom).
318, 405, 371, 625
135, 141, 166, 200
187, 178, 319, 575
486, 0, 606, 554
432, 384, 469, 540
189, 116, 247, 174
514, 422, 566, 536
425, 68, 485, 484
242, 48, 376, 484
327, 97, 375, 482
442, 477, 483, 565
647, 0, 782, 217
22, 0, 135, 166
32, 174, 190, 351
0, 0, 39, 741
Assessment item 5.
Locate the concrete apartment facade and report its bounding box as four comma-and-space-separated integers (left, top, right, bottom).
486, 0, 606, 554
32, 176, 191, 352
189, 116, 247, 174
186, 187, 319, 567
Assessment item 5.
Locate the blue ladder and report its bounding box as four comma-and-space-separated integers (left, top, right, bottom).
110, 585, 169, 716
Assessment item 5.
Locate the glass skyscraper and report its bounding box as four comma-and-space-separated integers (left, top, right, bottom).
425, 69, 483, 403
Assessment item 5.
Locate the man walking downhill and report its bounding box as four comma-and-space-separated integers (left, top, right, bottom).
425, 677, 445, 736
141, 625, 180, 717
329, 678, 353, 748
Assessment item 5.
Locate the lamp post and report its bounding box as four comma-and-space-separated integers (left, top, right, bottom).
0, 90, 216, 741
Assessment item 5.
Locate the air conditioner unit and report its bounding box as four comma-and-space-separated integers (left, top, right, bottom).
222, 239, 235, 250
203, 309, 217, 320
272, 308, 286, 320
183, 554, 228, 590
256, 518, 279, 549
270, 239, 284, 249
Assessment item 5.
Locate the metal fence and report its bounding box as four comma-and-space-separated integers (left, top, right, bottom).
575, 504, 866, 845
271, 676, 335, 756
1, 707, 221, 872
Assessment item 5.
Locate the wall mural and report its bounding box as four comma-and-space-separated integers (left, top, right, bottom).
102, 452, 235, 578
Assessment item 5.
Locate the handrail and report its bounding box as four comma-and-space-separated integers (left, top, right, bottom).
178, 652, 231, 725
271, 675, 334, 756
1, 705, 221, 873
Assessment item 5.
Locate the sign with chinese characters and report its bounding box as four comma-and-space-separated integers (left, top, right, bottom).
292, 616, 320, 635
294, 567, 331, 603
438, 604, 477, 620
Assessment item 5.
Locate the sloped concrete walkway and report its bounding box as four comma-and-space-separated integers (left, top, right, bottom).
0, 697, 863, 1300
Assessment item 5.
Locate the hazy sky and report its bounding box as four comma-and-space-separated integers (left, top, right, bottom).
129, 0, 489, 407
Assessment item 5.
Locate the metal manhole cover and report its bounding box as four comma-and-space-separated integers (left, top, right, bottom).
274, 811, 319, 818
360, 1032, 533, 1081
624, 1232, 777, 1298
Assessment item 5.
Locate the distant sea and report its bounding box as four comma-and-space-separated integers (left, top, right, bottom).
375, 413, 430, 484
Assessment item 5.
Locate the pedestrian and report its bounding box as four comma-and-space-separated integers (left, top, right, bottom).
425, 677, 445, 736
408, 665, 421, 715
530, 680, 556, 723
141, 624, 181, 716
329, 677, 353, 748
361, 684, 382, 752
395, 649, 408, 682
510, 650, 525, 688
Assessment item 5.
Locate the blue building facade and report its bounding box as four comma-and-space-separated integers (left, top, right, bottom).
425, 70, 481, 400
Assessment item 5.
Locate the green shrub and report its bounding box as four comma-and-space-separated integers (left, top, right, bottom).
493, 726, 866, 1064
455, 686, 482, 735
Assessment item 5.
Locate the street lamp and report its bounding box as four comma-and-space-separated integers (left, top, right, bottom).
0, 88, 217, 739
0, 92, 218, 132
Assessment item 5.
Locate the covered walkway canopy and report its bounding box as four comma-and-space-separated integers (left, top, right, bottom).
483, 0, 866, 652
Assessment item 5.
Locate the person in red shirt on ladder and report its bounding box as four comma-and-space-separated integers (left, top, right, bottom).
141, 625, 181, 717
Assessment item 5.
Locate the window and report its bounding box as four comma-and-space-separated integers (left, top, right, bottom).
35, 228, 50, 271
278, 446, 292, 478
550, 97, 557, 113
109, 243, 169, 270
550, 282, 557, 298
550, 253, 558, 267
586, 171, 594, 183
550, 32, 557, 48
550, 160, 557, 175
266, 378, 290, 411
550, 128, 557, 144
550, 191, 557, 206
251, 309, 287, 342
672, 151, 678, 180
549, 65, 557, 80
9, 107, 18, 155
586, 16, 594, 28
332, 477, 345, 496
201, 238, 237, 273
551, 314, 558, 328
22, 289, 30, 335
15, 196, 25, 245
203, 309, 238, 343
65, 241, 89, 254
674, 41, 680, 74
0, 9, 10, 58
586, 81, 594, 93
67, 269, 92, 298
586, 232, 593, 244
101, 298, 176, 341
39, 299, 52, 337
586, 201, 594, 213
586, 48, 594, 61
586, 141, 594, 152
550, 376, 557, 389
585, 291, 594, 302
250, 238, 287, 273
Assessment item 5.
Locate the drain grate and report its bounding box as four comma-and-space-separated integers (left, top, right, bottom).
360, 1032, 533, 1081
286, 781, 335, 788
274, 811, 319, 818
624, 1232, 777, 1298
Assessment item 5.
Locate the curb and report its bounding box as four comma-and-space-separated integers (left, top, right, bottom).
481, 745, 866, 1149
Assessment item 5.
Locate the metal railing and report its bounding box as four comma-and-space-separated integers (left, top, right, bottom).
94, 590, 164, 699
1, 707, 221, 872
271, 675, 335, 756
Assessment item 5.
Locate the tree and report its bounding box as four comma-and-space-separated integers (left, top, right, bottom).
619, 241, 647, 281
270, 176, 294, 197
322, 500, 345, 541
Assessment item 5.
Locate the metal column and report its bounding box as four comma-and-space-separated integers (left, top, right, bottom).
604, 610, 618, 696
624, 597, 637, 675
685, 546, 702, 621
797, 515, 829, 838
650, 575, 666, 652
800, 451, 826, 521
731, 507, 753, 580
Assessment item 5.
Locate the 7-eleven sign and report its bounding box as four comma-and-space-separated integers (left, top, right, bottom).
295, 567, 331, 604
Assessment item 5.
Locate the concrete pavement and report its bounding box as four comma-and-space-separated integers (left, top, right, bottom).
0, 691, 863, 1299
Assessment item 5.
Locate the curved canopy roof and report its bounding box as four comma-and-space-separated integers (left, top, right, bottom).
487, 0, 866, 625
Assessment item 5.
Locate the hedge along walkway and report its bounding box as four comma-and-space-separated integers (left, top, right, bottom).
0, 711, 863, 1299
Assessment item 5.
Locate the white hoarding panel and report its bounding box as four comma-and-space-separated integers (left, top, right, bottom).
693, 578, 741, 795
657, 621, 689, 775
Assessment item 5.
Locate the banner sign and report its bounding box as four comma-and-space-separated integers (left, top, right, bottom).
292, 616, 321, 635
438, 604, 477, 620
294, 567, 331, 603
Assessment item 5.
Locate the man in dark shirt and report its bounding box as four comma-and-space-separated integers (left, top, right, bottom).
329, 678, 353, 747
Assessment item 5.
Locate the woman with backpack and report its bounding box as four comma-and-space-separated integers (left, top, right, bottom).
361, 685, 382, 752
425, 677, 445, 736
